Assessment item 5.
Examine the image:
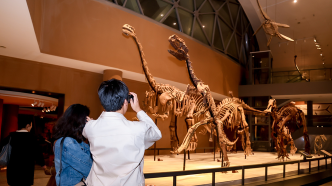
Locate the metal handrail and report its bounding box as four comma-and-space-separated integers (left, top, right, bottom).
144, 155, 332, 186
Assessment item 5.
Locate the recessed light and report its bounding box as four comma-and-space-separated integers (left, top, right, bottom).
173, 23, 176, 25
202, 25, 205, 28
161, 14, 163, 17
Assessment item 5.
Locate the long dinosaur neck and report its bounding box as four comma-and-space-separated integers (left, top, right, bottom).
186, 59, 202, 88
133, 36, 158, 92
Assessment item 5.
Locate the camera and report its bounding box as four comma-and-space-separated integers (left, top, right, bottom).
127, 95, 134, 103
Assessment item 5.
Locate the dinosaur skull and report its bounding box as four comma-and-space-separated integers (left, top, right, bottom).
168, 34, 189, 61
122, 24, 136, 37
265, 99, 277, 113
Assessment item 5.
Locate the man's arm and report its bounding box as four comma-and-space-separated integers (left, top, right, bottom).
130, 92, 162, 149
137, 110, 162, 149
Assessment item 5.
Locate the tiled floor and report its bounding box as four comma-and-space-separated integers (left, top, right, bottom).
0, 152, 330, 186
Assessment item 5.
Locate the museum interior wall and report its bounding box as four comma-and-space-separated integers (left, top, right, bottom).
26, 0, 243, 98
0, 54, 214, 154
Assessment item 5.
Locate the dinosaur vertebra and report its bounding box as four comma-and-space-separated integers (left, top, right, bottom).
253, 0, 294, 46
265, 99, 310, 160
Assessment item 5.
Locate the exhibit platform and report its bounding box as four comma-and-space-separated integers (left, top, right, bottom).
144, 151, 332, 186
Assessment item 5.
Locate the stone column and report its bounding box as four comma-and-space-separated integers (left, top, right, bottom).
1, 104, 19, 140
103, 69, 123, 81
307, 101, 313, 127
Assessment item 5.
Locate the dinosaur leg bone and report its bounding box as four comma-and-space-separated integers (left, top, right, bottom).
171, 117, 213, 154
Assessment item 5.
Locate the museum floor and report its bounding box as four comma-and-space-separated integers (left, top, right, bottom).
0, 152, 331, 186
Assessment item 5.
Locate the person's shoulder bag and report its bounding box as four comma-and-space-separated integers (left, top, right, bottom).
58, 137, 87, 186
0, 136, 12, 167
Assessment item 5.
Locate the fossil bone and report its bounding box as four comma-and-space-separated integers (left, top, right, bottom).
314, 134, 327, 155
253, 0, 294, 46
265, 99, 310, 160
168, 34, 268, 167
123, 24, 210, 152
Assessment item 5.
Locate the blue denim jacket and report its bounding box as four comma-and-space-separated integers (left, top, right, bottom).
54, 137, 92, 186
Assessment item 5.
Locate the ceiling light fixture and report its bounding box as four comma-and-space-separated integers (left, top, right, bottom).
320, 54, 323, 56
160, 14, 163, 17
173, 23, 176, 25
293, 0, 297, 2
202, 25, 205, 28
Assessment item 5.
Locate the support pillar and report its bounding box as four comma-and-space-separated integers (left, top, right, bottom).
103, 70, 123, 81
0, 99, 3, 140
1, 104, 19, 140
307, 101, 313, 127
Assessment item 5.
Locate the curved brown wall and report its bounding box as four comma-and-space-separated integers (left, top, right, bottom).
27, 0, 243, 97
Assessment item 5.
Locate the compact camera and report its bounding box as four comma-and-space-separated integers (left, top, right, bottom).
127, 95, 134, 103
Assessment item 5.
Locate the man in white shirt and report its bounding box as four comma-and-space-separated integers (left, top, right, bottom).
83, 79, 162, 186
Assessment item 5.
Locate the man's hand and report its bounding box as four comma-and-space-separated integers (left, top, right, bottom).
130, 92, 142, 113
86, 116, 93, 122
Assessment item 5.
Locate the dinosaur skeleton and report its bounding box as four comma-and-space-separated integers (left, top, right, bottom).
168, 34, 267, 167
265, 99, 310, 160
314, 135, 327, 155
253, 0, 294, 46
122, 24, 209, 152
293, 55, 310, 82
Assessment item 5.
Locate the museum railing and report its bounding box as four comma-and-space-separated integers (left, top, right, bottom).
271, 68, 332, 84
144, 155, 332, 186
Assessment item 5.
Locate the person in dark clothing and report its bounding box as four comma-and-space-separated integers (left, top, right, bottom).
0, 115, 46, 186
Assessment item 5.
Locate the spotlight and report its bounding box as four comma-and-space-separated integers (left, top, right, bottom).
42, 108, 46, 112
173, 23, 176, 25
293, 0, 297, 2
316, 45, 320, 47
47, 108, 50, 112
31, 101, 37, 107
317, 48, 321, 49
314, 38, 316, 42
202, 25, 205, 28
320, 54, 323, 56
160, 14, 163, 17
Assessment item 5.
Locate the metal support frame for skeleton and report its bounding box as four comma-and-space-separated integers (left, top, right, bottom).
265, 99, 310, 160
253, 0, 294, 46
168, 34, 267, 167
122, 24, 208, 152
314, 135, 327, 156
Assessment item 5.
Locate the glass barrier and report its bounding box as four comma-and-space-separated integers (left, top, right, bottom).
271, 68, 332, 84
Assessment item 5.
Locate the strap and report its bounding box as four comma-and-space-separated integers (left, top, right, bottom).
58, 137, 66, 186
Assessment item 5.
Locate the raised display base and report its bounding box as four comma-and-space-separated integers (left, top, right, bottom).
144, 151, 332, 186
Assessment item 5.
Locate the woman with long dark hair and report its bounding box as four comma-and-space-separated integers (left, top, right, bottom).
53, 104, 92, 186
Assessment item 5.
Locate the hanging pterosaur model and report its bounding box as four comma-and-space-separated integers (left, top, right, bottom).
253, 0, 294, 46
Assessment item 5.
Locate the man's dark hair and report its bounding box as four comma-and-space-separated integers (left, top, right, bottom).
53, 104, 90, 143
98, 79, 129, 112
18, 115, 33, 129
